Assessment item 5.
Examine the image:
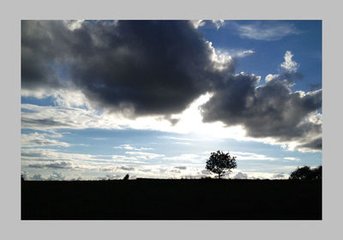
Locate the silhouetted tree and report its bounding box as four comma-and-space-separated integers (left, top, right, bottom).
206, 150, 237, 179
289, 165, 322, 180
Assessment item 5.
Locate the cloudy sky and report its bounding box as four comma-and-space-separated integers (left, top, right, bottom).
21, 20, 322, 180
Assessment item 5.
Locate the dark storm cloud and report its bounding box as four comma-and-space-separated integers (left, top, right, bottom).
22, 20, 215, 116
200, 49, 321, 150
22, 20, 322, 151
298, 137, 322, 151
201, 73, 322, 149
21, 21, 71, 88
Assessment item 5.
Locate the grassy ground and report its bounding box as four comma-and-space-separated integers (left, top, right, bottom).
21, 179, 322, 220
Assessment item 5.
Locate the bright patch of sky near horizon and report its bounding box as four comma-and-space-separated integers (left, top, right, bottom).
21, 20, 322, 180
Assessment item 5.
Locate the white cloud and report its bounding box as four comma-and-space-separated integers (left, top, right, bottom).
283, 157, 299, 161
191, 20, 205, 29
236, 22, 299, 41
162, 153, 205, 164
111, 155, 146, 163
21, 103, 126, 130
21, 132, 70, 148
308, 110, 322, 125
21, 146, 297, 180
53, 89, 91, 108
229, 49, 255, 58
47, 171, 65, 180
206, 41, 233, 71
64, 20, 84, 31
158, 136, 200, 142
21, 147, 207, 180
280, 51, 299, 73
113, 150, 207, 168
125, 151, 165, 160
231, 151, 277, 161
265, 74, 279, 82
233, 172, 248, 179
115, 144, 135, 150
190, 20, 225, 30
22, 148, 95, 162
114, 144, 153, 151
212, 20, 225, 29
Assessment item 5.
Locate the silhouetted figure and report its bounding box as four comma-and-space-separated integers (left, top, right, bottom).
123, 174, 129, 180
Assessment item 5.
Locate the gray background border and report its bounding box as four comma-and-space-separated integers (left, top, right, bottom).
1, 0, 341, 239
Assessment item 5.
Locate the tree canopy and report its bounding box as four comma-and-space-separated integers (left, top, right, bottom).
289, 166, 322, 180
206, 150, 237, 179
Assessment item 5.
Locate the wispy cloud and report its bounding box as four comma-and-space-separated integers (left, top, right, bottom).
114, 144, 153, 151
125, 151, 165, 160
28, 161, 72, 169
231, 151, 277, 161
235, 22, 299, 41
21, 132, 70, 148
162, 153, 205, 164
283, 157, 300, 161
111, 155, 147, 164
232, 49, 255, 58
21, 148, 112, 166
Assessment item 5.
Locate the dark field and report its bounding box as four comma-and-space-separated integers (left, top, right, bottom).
21, 179, 322, 220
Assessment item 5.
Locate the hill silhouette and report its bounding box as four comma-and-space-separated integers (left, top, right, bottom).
21, 178, 321, 220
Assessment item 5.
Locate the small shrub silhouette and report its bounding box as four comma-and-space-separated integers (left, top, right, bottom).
123, 174, 129, 180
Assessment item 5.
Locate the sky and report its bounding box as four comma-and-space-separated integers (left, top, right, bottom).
21, 20, 322, 180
